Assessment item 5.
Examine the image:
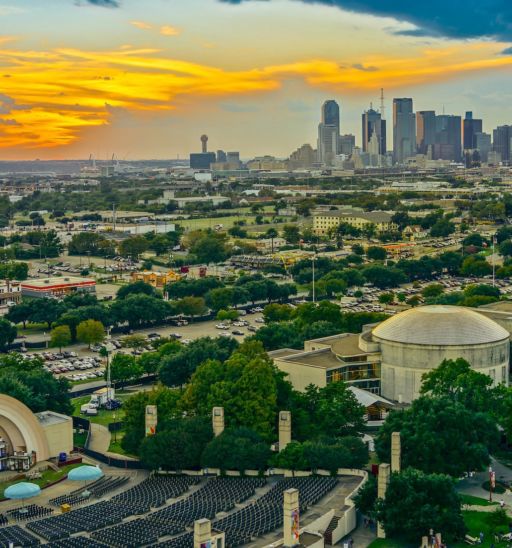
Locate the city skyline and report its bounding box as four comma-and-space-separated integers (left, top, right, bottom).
0, 0, 511, 160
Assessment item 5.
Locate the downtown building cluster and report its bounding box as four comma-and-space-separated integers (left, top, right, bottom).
316, 98, 511, 169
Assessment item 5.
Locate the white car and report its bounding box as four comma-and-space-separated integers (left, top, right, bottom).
219, 331, 232, 338
215, 323, 229, 329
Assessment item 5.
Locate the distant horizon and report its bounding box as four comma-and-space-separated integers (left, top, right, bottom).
0, 0, 511, 160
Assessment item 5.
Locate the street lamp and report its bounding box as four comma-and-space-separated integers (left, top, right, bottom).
99, 340, 116, 404
311, 253, 317, 304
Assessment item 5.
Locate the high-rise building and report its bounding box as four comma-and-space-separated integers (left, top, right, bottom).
493, 125, 512, 163
340, 134, 355, 156
362, 108, 386, 156
463, 111, 483, 151
416, 111, 436, 155
318, 100, 340, 166
321, 100, 340, 130
475, 132, 492, 162
393, 98, 416, 164
189, 153, 215, 170
226, 151, 241, 168
434, 115, 462, 162
216, 150, 227, 163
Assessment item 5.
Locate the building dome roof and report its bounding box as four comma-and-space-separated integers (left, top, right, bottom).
372, 305, 509, 346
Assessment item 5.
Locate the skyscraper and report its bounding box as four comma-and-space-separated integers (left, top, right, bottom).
493, 125, 512, 163
434, 115, 462, 161
463, 111, 483, 150
393, 98, 416, 164
340, 134, 355, 156
416, 111, 436, 155
321, 100, 340, 130
318, 100, 340, 166
362, 108, 386, 156
475, 132, 492, 162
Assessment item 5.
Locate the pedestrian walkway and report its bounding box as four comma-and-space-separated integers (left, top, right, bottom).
88, 423, 111, 453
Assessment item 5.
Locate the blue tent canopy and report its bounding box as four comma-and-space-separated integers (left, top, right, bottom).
4, 482, 41, 500
68, 465, 103, 482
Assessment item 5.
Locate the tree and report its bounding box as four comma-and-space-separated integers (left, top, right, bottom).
430, 218, 455, 237
76, 319, 105, 348
376, 469, 465, 543
0, 319, 16, 352
216, 309, 239, 322
351, 243, 364, 256
6, 302, 34, 329
110, 294, 172, 328
376, 396, 498, 477
189, 232, 230, 264
50, 325, 71, 352
265, 227, 278, 253
68, 232, 115, 257
362, 265, 407, 289
420, 358, 501, 414
201, 428, 271, 472
117, 281, 158, 300
139, 417, 212, 471
109, 353, 143, 385
422, 283, 444, 299
461, 255, 492, 277
0, 354, 71, 414
283, 225, 301, 244
366, 246, 386, 261
175, 296, 207, 317
29, 298, 65, 329
119, 236, 149, 259
378, 293, 394, 305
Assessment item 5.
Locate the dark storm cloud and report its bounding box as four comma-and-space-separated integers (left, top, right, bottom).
502, 47, 512, 55
220, 0, 512, 41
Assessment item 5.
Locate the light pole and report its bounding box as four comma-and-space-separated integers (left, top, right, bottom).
311, 253, 317, 303
100, 339, 116, 404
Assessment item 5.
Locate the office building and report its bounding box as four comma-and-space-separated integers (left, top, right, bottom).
216, 150, 227, 163
226, 151, 241, 168
362, 108, 386, 156
189, 153, 216, 169
313, 210, 397, 236
288, 144, 317, 169
463, 111, 483, 150
317, 100, 340, 166
340, 134, 355, 156
416, 111, 436, 155
475, 132, 492, 162
493, 125, 512, 163
433, 114, 462, 162
393, 98, 416, 164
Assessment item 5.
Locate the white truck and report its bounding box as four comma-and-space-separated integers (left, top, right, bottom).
89, 387, 115, 407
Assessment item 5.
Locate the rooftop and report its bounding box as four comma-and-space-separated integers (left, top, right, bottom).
372, 305, 510, 346
21, 277, 96, 288
274, 348, 341, 370
35, 411, 71, 426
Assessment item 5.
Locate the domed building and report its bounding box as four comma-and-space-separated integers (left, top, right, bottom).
372, 306, 510, 402
271, 305, 511, 404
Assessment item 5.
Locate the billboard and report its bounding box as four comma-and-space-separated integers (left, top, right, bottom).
145, 405, 157, 436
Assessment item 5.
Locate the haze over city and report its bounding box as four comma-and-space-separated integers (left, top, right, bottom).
0, 0, 512, 160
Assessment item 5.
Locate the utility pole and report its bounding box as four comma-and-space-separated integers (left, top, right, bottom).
312, 254, 316, 303
492, 234, 496, 287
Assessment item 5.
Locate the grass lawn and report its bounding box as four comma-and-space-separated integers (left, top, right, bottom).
71, 395, 126, 427
0, 463, 83, 494
368, 510, 511, 548
73, 430, 88, 448
460, 494, 498, 507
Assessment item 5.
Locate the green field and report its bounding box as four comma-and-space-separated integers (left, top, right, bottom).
368, 509, 512, 547
0, 463, 83, 494
72, 395, 126, 426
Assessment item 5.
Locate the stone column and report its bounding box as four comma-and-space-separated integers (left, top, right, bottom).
283, 488, 300, 547
279, 411, 292, 452
391, 432, 401, 473
212, 407, 224, 437
194, 518, 212, 548
377, 463, 390, 539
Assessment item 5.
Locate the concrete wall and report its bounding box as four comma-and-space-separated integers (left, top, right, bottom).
40, 417, 73, 458
272, 358, 327, 392
378, 338, 509, 402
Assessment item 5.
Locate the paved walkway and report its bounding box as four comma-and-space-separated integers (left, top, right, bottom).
88, 423, 111, 454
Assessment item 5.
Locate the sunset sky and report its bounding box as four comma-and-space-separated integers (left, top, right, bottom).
0, 0, 511, 160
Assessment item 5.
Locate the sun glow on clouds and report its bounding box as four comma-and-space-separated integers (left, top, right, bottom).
0, 41, 511, 150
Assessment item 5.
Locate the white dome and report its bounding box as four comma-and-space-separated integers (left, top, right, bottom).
372, 305, 509, 346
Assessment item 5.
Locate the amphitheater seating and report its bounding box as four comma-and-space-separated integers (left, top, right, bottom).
46, 539, 108, 548
49, 476, 129, 507
6, 504, 53, 522
0, 525, 40, 547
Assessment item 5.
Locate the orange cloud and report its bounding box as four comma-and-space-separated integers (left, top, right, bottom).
160, 25, 180, 36
0, 41, 510, 150
130, 21, 152, 30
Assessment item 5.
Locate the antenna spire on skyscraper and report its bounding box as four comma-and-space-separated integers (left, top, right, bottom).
380, 88, 385, 119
